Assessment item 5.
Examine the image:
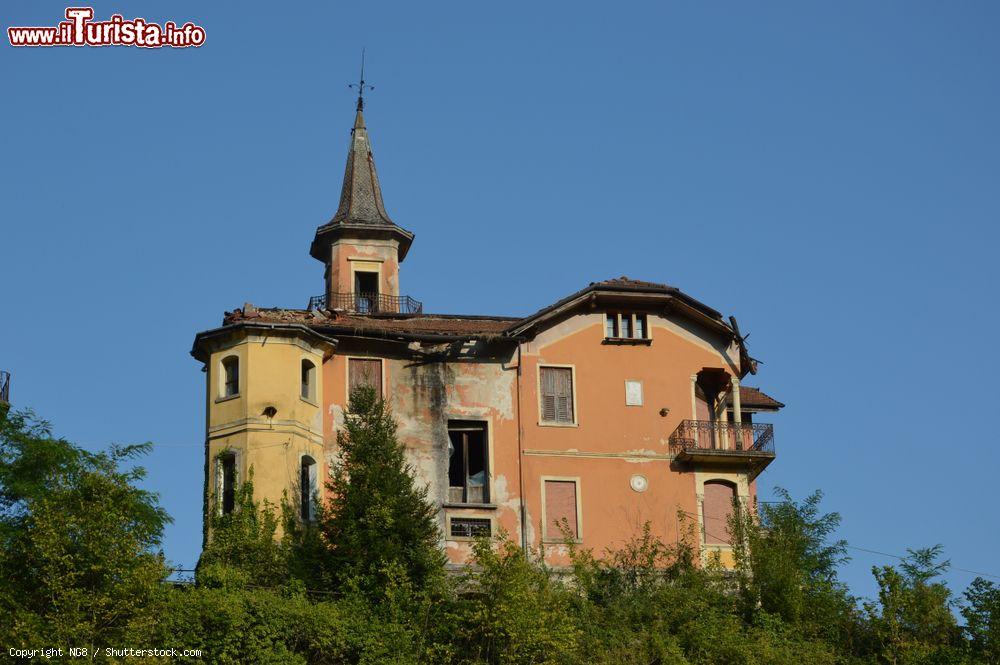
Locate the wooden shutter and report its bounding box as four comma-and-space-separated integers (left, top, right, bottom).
702, 481, 736, 545
554, 368, 573, 422
540, 367, 557, 421
349, 358, 382, 396
544, 480, 579, 539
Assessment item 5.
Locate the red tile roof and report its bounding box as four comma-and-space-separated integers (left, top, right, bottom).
739, 386, 784, 410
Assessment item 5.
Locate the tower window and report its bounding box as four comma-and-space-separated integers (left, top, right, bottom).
218, 452, 236, 515
448, 421, 489, 504
354, 271, 380, 313
221, 356, 239, 398
300, 455, 317, 521
301, 359, 317, 401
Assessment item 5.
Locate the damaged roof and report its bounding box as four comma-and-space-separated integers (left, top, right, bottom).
224, 306, 517, 340
196, 276, 761, 375
739, 386, 785, 410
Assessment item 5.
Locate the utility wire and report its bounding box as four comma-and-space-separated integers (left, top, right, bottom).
681, 509, 1000, 580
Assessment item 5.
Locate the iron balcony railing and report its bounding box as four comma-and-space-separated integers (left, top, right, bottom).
669, 419, 774, 455
308, 292, 424, 315
0, 370, 9, 404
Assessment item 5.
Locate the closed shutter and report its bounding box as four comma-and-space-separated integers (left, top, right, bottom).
702, 481, 736, 545
348, 358, 382, 397
540, 367, 573, 423
544, 480, 579, 539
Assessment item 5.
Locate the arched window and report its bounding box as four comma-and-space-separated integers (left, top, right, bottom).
300, 455, 317, 521
217, 452, 237, 515
301, 359, 316, 401
221, 356, 239, 398
702, 480, 737, 545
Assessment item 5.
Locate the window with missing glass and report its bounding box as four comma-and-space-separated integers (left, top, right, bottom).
448, 421, 489, 504
604, 313, 648, 341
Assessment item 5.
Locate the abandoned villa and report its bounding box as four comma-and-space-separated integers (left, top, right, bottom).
190, 96, 784, 569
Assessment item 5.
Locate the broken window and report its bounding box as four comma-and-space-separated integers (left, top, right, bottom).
221, 355, 239, 397
348, 358, 382, 398
301, 359, 316, 401
540, 366, 574, 424
354, 271, 379, 313
218, 452, 236, 515
604, 313, 648, 340
448, 421, 488, 504
544, 479, 580, 540
300, 455, 317, 521
449, 517, 492, 538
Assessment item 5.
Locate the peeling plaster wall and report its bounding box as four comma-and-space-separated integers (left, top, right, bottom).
326, 239, 400, 299
322, 340, 523, 564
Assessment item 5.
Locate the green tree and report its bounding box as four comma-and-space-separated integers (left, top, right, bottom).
731, 488, 862, 653
962, 577, 1000, 664
0, 407, 169, 651
319, 386, 444, 594
865, 545, 964, 664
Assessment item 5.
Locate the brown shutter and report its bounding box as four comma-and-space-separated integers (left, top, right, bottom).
554, 368, 573, 423
544, 480, 579, 539
702, 481, 736, 545
348, 358, 382, 397
540, 367, 557, 421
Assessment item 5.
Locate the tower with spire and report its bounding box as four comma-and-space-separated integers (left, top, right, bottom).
309, 81, 414, 313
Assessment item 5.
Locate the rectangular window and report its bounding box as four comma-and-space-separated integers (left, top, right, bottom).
219, 454, 236, 515
448, 421, 489, 504
544, 479, 579, 540
540, 366, 574, 424
449, 517, 492, 539
348, 358, 382, 397
604, 313, 648, 340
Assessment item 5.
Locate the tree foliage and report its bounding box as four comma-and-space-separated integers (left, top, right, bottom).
0, 407, 170, 651
318, 386, 444, 595
2, 402, 995, 664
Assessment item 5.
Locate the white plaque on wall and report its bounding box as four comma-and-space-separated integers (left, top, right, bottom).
625, 380, 643, 406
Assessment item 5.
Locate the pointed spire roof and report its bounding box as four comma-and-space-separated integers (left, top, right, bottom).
310, 106, 414, 262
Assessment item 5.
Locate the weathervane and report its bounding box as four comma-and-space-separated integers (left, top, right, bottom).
348, 48, 374, 112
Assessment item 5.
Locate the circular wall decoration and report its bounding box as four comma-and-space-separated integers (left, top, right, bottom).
630, 474, 648, 493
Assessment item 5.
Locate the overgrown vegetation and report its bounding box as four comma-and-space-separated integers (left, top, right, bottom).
1, 397, 998, 663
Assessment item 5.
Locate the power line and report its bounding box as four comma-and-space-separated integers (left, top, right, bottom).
680, 509, 1000, 580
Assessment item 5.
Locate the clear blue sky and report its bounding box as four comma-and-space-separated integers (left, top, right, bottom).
2, 1, 998, 600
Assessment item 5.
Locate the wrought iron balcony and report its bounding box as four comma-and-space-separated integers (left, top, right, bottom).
0, 370, 9, 404
669, 419, 775, 478
308, 292, 423, 315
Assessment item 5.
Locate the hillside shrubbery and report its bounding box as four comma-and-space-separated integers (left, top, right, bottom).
1, 397, 997, 664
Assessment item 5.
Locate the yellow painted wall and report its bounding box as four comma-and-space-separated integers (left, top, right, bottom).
205, 329, 330, 532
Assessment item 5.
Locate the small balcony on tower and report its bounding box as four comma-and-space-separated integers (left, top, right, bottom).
669, 419, 775, 479
308, 292, 424, 315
